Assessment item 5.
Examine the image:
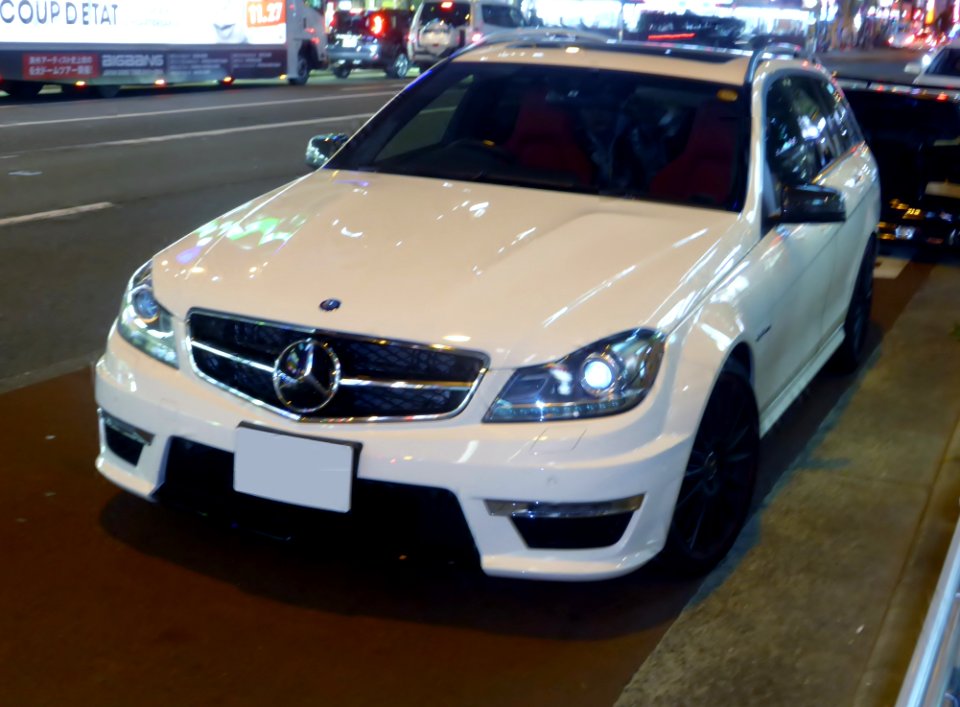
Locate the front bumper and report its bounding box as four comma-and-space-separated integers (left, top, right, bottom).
95, 328, 691, 581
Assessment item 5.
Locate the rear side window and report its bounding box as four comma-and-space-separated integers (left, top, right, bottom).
480, 5, 523, 27
421, 2, 471, 26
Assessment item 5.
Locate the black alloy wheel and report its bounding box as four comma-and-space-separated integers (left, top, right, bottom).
332, 63, 352, 79
663, 365, 759, 576
288, 53, 311, 85
831, 237, 876, 373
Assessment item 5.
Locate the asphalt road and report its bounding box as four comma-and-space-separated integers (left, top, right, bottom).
0, 74, 401, 388
0, 55, 951, 706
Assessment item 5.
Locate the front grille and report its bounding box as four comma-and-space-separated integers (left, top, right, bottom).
188, 311, 487, 421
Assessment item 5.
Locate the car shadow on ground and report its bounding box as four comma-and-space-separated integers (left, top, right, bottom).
96, 257, 936, 641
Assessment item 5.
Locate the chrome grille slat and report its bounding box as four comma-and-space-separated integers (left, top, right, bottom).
186, 310, 487, 422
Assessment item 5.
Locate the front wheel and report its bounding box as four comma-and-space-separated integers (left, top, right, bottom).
287, 53, 311, 86
332, 63, 352, 80
662, 365, 759, 576
3, 80, 43, 99
385, 53, 410, 79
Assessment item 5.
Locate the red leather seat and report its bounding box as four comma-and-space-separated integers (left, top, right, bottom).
650, 100, 739, 206
504, 90, 595, 185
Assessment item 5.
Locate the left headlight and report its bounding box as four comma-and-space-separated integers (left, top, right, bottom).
484, 330, 665, 423
116, 261, 178, 368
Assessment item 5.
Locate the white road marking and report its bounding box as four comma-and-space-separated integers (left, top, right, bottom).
0, 92, 393, 129
62, 113, 373, 150
874, 254, 911, 279
8, 170, 42, 176
0, 201, 113, 228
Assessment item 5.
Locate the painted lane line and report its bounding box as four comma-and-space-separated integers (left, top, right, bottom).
0, 202, 113, 228
0, 91, 394, 129
58, 113, 374, 151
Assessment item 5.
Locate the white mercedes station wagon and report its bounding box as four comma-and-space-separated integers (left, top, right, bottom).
95, 35, 880, 581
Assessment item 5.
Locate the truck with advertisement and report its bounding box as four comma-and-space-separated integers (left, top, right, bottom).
0, 0, 328, 98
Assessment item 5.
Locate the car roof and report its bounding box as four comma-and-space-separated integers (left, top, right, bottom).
452, 38, 821, 87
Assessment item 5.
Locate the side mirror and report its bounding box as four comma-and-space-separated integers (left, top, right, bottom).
778, 184, 846, 224
306, 133, 349, 169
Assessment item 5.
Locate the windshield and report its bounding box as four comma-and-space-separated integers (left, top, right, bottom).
328, 63, 748, 211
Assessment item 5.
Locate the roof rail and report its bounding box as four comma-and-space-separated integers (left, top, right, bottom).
744, 40, 818, 83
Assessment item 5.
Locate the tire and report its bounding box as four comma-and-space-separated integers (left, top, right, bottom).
332, 64, 352, 80
661, 364, 759, 577
385, 52, 411, 79
831, 237, 876, 373
94, 84, 120, 99
287, 52, 311, 86
2, 81, 43, 99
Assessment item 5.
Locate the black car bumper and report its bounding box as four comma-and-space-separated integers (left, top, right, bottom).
329, 45, 381, 68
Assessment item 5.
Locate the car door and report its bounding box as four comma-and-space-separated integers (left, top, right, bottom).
812, 78, 875, 334
750, 74, 843, 412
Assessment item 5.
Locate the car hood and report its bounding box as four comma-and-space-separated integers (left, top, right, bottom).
153, 170, 745, 369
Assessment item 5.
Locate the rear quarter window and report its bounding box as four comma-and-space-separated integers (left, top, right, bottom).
421, 3, 471, 26
480, 5, 523, 27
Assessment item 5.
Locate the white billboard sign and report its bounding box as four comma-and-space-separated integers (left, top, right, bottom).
0, 0, 287, 45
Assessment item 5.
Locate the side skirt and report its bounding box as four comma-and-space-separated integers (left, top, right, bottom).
757, 325, 845, 437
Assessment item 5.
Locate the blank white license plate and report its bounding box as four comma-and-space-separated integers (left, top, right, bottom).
340, 34, 359, 48
234, 424, 356, 513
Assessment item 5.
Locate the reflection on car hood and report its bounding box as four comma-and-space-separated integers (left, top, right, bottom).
153, 170, 744, 368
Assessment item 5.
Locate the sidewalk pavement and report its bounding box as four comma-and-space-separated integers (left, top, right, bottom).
616, 260, 960, 706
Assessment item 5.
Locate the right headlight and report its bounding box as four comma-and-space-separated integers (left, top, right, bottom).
116, 261, 178, 368
484, 330, 665, 423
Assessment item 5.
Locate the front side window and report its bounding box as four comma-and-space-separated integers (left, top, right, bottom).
765, 76, 835, 189
328, 63, 748, 211
818, 80, 862, 152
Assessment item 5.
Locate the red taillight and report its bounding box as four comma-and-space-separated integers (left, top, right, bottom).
470, 31, 483, 43
938, 93, 949, 101
370, 13, 385, 36
441, 1, 453, 8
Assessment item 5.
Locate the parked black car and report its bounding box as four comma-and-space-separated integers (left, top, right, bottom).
329, 10, 414, 79
841, 80, 960, 249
